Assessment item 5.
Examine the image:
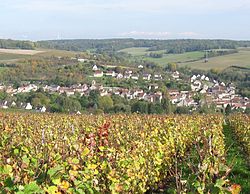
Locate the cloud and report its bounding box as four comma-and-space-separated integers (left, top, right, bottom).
120, 31, 203, 39
178, 32, 200, 37
120, 31, 172, 38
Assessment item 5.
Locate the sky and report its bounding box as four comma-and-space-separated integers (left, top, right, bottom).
0, 0, 250, 40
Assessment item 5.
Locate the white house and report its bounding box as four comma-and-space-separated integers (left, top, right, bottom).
138, 65, 144, 69
40, 106, 46, 113
131, 75, 139, 80
172, 71, 180, 79
78, 58, 86, 62
154, 74, 162, 80
25, 103, 32, 110
143, 74, 151, 81
106, 71, 116, 77
92, 65, 98, 71
116, 73, 123, 79
191, 75, 197, 82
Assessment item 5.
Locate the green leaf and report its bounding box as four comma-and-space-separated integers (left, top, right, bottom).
47, 165, 63, 178
22, 155, 30, 165
23, 182, 43, 193
14, 149, 19, 155
215, 178, 226, 189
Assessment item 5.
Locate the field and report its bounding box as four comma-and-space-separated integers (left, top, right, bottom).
0, 48, 77, 63
144, 51, 204, 65
1, 112, 249, 193
0, 48, 45, 55
119, 47, 204, 64
0, 53, 31, 62
181, 49, 250, 70
119, 47, 250, 71
119, 47, 152, 56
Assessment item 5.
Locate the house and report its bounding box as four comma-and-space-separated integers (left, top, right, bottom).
78, 58, 86, 62
124, 73, 131, 79
172, 71, 180, 79
125, 70, 133, 74
40, 106, 46, 113
94, 70, 103, 77
17, 84, 38, 93
154, 74, 162, 80
25, 103, 32, 110
131, 75, 139, 80
191, 80, 202, 91
44, 85, 60, 92
142, 74, 151, 81
105, 71, 116, 77
191, 75, 197, 82
92, 65, 98, 71
10, 101, 17, 107
138, 65, 144, 69
148, 84, 159, 90
116, 73, 123, 79
0, 100, 8, 109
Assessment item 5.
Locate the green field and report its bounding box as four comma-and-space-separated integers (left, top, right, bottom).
36, 49, 77, 57
119, 47, 204, 65
144, 51, 204, 65
0, 49, 77, 63
119, 47, 165, 56
119, 47, 250, 71
181, 49, 250, 70
0, 53, 31, 62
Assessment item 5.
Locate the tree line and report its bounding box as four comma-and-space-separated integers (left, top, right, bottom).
1, 38, 250, 54
0, 39, 35, 50
37, 39, 250, 53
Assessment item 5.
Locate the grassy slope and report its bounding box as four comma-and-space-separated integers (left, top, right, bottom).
223, 124, 250, 193
144, 51, 204, 65
0, 53, 31, 62
180, 49, 250, 70
119, 47, 250, 71
119, 47, 150, 56
119, 47, 204, 65
0, 49, 77, 63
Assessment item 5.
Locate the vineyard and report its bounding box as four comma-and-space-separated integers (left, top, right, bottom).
0, 112, 248, 193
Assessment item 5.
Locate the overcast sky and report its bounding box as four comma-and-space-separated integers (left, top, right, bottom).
0, 0, 250, 40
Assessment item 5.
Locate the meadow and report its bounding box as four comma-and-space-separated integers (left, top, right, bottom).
181, 49, 250, 70
119, 47, 250, 71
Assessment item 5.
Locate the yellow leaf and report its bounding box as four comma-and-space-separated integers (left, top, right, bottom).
82, 147, 90, 157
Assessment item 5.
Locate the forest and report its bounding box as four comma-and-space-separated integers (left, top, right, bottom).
2, 38, 250, 54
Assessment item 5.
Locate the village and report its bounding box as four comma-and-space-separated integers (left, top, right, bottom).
0, 63, 249, 113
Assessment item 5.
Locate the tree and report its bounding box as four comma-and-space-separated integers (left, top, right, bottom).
79, 95, 89, 109
175, 106, 190, 114
148, 103, 164, 114
225, 104, 232, 115
167, 63, 177, 72
0, 91, 8, 100
88, 90, 100, 107
161, 97, 173, 114
63, 97, 82, 112
98, 96, 113, 112
131, 101, 148, 114
112, 104, 131, 113
245, 107, 250, 114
